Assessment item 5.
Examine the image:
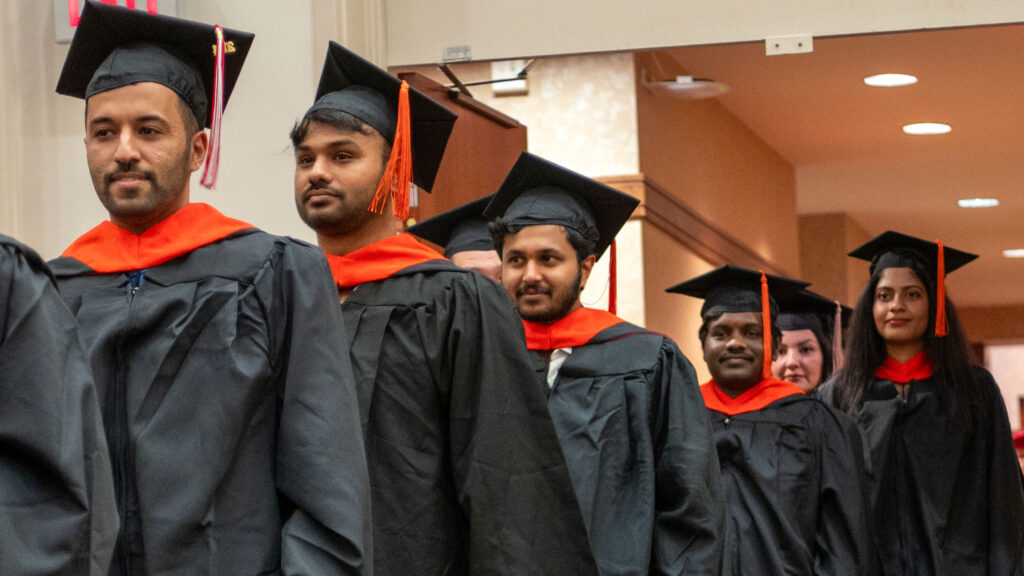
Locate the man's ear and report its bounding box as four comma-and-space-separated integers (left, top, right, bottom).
189, 130, 209, 172
578, 254, 597, 289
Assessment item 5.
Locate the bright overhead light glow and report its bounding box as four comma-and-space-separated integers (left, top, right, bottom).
957, 198, 1000, 208
1004, 249, 1024, 259
864, 73, 918, 87
903, 123, 951, 135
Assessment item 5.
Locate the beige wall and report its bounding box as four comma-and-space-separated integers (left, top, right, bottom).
384, 0, 1024, 65
642, 223, 715, 383
798, 213, 871, 305
635, 52, 800, 277
395, 52, 639, 177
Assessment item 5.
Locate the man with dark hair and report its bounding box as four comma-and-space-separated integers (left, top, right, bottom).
49, 3, 371, 574
0, 235, 118, 575
291, 42, 597, 576
668, 265, 871, 576
486, 152, 724, 575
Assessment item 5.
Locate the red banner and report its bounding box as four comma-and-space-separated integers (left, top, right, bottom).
69, 0, 159, 27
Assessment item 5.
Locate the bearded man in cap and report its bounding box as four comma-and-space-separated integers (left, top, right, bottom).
290, 42, 596, 576
487, 152, 724, 576
49, 3, 371, 574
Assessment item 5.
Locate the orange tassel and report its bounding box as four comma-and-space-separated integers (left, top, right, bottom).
935, 239, 947, 337
608, 240, 617, 315
369, 80, 413, 220
759, 270, 771, 380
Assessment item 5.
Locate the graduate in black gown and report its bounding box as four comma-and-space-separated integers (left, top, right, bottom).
819, 231, 1024, 575
49, 4, 371, 574
668, 266, 871, 576
0, 235, 118, 575
290, 43, 597, 575
772, 289, 850, 393
486, 152, 725, 576
407, 194, 501, 282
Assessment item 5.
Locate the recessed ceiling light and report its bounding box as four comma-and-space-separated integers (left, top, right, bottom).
864, 73, 918, 87
957, 198, 1000, 208
1003, 249, 1024, 259
903, 123, 951, 135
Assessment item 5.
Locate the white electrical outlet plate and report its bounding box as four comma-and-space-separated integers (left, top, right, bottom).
765, 35, 813, 56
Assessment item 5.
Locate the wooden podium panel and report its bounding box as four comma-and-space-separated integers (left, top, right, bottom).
398, 72, 527, 224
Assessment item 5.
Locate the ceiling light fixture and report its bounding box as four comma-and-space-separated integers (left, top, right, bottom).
864, 73, 918, 87
1003, 249, 1024, 259
903, 122, 951, 135
957, 198, 1000, 208
640, 69, 729, 99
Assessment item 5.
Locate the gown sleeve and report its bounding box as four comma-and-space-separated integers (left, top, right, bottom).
977, 367, 1024, 575
432, 273, 598, 575
0, 237, 118, 576
650, 339, 726, 576
272, 241, 373, 576
813, 403, 873, 576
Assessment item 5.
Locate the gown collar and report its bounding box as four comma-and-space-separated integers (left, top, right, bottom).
875, 350, 934, 383
325, 233, 447, 290
701, 377, 805, 416
62, 203, 254, 273
523, 307, 624, 351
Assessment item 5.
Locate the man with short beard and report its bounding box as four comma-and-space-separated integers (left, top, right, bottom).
48, 3, 371, 574
667, 265, 871, 576
486, 152, 725, 576
291, 42, 597, 576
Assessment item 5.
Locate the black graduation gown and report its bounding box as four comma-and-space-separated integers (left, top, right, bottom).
50, 229, 371, 575
707, 393, 870, 576
537, 321, 724, 576
821, 368, 1024, 575
0, 236, 118, 575
341, 260, 598, 576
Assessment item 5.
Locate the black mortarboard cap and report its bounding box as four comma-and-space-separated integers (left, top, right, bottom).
777, 289, 851, 333
483, 152, 639, 260
56, 0, 254, 130
305, 41, 457, 193
848, 230, 977, 277
407, 195, 494, 258
665, 265, 809, 320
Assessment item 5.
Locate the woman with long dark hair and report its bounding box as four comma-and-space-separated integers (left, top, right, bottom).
821, 231, 1024, 575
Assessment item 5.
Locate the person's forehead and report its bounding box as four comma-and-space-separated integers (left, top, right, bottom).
504, 224, 572, 250
451, 250, 500, 265
782, 329, 819, 343
86, 81, 181, 113
876, 266, 926, 288
708, 311, 762, 328
299, 121, 383, 148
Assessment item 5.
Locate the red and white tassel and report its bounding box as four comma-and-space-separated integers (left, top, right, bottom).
200, 25, 226, 189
